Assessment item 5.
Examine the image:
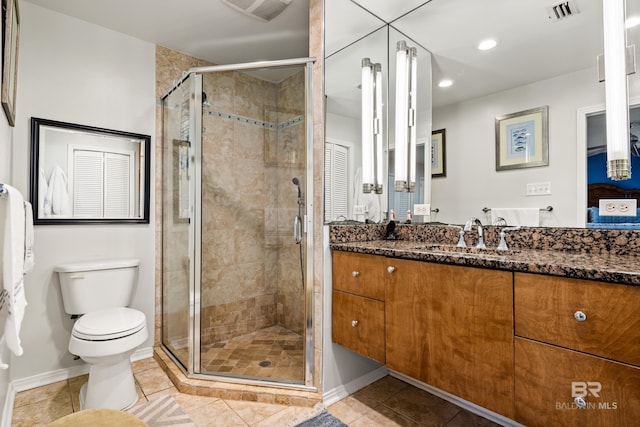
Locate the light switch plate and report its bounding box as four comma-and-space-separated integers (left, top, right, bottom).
526, 182, 551, 196
598, 199, 637, 216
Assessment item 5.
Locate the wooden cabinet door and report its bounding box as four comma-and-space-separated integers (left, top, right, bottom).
516, 337, 640, 427
385, 259, 514, 419
332, 290, 385, 363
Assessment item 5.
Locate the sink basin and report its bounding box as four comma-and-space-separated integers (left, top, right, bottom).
407, 243, 520, 256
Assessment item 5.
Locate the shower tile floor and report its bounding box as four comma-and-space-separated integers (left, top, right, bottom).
200, 325, 304, 381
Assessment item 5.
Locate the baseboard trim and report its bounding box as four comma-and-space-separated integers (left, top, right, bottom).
1, 382, 15, 427
10, 346, 153, 393
389, 370, 525, 427
322, 366, 388, 406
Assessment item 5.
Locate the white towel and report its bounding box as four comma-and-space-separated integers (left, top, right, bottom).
491, 208, 540, 227
0, 185, 28, 369
38, 168, 48, 217
23, 201, 34, 274
45, 166, 71, 217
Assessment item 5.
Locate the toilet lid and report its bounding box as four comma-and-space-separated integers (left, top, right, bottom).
73, 307, 146, 341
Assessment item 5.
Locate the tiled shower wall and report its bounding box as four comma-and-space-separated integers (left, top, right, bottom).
199, 69, 306, 345
156, 45, 306, 350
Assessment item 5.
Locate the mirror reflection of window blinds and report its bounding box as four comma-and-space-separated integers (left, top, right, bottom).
72, 149, 133, 218
324, 143, 349, 222
104, 153, 131, 217
73, 150, 104, 217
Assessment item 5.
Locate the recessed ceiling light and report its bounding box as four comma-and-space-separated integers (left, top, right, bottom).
438, 79, 454, 88
477, 39, 498, 51
626, 16, 640, 29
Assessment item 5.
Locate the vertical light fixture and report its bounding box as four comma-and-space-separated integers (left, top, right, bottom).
603, 0, 631, 180
394, 41, 417, 192
362, 58, 384, 193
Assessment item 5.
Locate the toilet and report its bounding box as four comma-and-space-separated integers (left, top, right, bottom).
55, 259, 148, 411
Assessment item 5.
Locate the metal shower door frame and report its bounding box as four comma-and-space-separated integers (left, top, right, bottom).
187, 57, 316, 389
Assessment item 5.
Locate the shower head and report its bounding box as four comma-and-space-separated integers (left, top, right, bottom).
292, 177, 299, 186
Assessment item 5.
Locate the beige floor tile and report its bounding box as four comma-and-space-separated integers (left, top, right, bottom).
224, 399, 288, 425
186, 399, 248, 427
67, 374, 88, 411
134, 365, 175, 395
11, 395, 73, 426
327, 395, 379, 425
253, 405, 320, 427
14, 381, 69, 408
132, 356, 162, 373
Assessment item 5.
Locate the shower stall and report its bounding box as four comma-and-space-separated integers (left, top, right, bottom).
160, 58, 314, 387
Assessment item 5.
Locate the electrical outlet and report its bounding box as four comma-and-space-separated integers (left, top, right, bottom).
599, 199, 637, 216
413, 204, 431, 216
353, 205, 366, 215
526, 182, 552, 196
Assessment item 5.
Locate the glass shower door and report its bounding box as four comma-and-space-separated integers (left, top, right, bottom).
161, 74, 199, 371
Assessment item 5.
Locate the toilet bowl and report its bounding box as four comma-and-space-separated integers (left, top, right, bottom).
55, 259, 147, 410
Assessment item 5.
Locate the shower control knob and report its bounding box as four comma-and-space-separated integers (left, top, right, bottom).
387, 266, 396, 273
574, 311, 587, 322
351, 320, 359, 327
352, 271, 360, 278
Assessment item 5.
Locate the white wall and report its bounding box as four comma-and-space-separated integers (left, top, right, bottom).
432, 66, 640, 227
322, 228, 383, 398
8, 2, 156, 380
0, 18, 14, 420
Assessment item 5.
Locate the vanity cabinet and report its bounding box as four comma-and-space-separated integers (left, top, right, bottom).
514, 273, 640, 426
332, 251, 386, 363
385, 259, 515, 419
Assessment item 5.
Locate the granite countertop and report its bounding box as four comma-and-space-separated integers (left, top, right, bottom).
331, 239, 640, 286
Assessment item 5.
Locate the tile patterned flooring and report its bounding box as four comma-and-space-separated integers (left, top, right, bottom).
200, 326, 304, 381
11, 357, 501, 426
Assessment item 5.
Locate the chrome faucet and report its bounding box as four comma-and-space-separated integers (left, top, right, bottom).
448, 224, 466, 247
464, 217, 486, 249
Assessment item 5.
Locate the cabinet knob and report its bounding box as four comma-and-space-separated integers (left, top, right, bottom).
351, 320, 359, 327
574, 397, 587, 408
574, 311, 587, 322
351, 271, 359, 278
387, 266, 396, 273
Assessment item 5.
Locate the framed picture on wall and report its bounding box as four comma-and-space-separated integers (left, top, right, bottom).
1, 0, 19, 127
431, 128, 446, 177
495, 106, 549, 171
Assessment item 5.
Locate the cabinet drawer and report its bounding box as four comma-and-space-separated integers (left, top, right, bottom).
332, 290, 385, 363
515, 272, 640, 366
332, 251, 386, 301
515, 337, 640, 427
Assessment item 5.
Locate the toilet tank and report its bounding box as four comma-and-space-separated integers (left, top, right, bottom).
55, 259, 140, 315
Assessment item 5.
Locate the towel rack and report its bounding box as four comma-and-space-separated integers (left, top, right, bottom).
482, 206, 553, 213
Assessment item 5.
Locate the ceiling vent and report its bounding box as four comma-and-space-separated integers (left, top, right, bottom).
546, 1, 580, 22
221, 0, 292, 22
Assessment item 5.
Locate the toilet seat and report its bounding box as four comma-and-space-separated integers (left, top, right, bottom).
73, 307, 146, 341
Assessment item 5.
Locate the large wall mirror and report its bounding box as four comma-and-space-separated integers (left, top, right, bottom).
324, 0, 640, 228
30, 117, 151, 224
324, 1, 432, 224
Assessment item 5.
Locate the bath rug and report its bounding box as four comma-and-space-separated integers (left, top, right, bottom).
294, 410, 348, 427
128, 395, 196, 427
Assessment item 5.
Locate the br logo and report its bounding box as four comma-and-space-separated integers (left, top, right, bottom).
572, 381, 602, 398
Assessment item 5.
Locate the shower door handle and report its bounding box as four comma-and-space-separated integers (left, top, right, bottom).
293, 215, 302, 244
